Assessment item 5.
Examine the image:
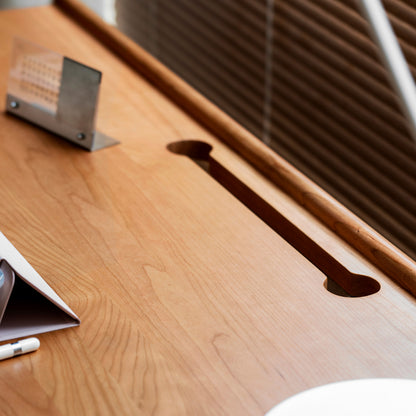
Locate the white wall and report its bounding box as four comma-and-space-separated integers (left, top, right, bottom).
80, 0, 116, 24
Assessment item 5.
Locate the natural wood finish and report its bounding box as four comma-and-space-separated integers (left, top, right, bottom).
54, 0, 416, 297
168, 140, 381, 298
1, 4, 416, 416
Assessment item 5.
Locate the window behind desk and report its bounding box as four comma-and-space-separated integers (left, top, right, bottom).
114, 0, 416, 260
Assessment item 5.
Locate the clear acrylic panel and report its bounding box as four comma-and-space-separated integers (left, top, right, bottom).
7, 37, 63, 114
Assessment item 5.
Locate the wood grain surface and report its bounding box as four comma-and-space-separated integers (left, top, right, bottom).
0, 4, 416, 416
55, 0, 416, 298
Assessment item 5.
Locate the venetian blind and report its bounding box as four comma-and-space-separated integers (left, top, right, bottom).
116, 0, 416, 259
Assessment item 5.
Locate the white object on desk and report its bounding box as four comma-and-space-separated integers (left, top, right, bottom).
266, 378, 416, 416
0, 337, 40, 361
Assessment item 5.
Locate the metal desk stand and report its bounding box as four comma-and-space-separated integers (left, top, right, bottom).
6, 38, 119, 151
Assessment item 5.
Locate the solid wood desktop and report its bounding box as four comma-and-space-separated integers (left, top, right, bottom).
0, 2, 416, 415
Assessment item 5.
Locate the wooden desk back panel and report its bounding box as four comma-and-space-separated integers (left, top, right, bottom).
0, 5, 416, 416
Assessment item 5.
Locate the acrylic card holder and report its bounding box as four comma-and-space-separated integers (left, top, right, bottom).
6, 38, 119, 151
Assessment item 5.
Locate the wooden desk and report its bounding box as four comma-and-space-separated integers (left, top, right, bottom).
0, 3, 416, 415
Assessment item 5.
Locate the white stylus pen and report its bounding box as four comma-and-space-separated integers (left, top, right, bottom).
0, 337, 40, 361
